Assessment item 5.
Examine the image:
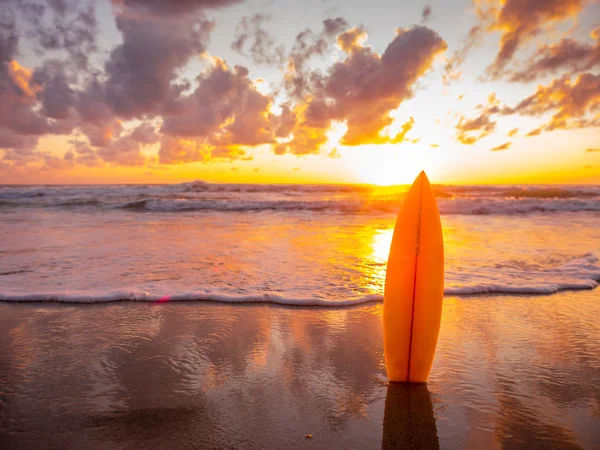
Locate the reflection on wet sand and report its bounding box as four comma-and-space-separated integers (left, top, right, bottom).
1, 291, 599, 449
383, 383, 439, 450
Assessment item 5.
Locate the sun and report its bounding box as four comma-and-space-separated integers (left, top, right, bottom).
345, 143, 441, 186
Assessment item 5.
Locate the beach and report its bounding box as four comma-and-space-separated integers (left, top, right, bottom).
1, 291, 599, 449
1, 183, 599, 448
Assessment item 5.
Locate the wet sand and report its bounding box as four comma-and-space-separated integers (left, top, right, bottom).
1, 291, 599, 449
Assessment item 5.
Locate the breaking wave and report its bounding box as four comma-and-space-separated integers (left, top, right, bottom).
1, 183, 599, 215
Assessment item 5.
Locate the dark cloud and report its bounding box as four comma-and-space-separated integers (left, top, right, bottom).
67, 140, 103, 167
43, 153, 74, 170
231, 14, 285, 66
485, 0, 585, 78
0, 22, 74, 149
130, 123, 159, 144
111, 0, 244, 17
32, 60, 74, 119
491, 141, 511, 151
102, 15, 213, 118
12, 0, 98, 71
421, 5, 432, 23
283, 17, 349, 99
96, 136, 147, 166
0, 128, 38, 151
509, 29, 600, 82
79, 119, 123, 148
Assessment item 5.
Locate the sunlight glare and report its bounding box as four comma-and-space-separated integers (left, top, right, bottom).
347, 144, 441, 185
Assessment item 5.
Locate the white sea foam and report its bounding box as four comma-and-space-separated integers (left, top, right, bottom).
1, 276, 598, 305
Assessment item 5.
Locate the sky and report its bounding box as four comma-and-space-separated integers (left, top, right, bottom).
0, 0, 599, 185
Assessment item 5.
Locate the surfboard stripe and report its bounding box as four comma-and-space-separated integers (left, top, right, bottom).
406, 174, 424, 381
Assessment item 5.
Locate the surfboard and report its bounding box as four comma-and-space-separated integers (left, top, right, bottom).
384, 171, 444, 383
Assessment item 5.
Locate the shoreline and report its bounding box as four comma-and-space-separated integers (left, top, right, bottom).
1, 290, 599, 449
1, 278, 599, 306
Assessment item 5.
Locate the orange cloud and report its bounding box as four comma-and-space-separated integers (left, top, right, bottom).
303, 26, 446, 148
526, 127, 543, 137
456, 106, 498, 144
508, 127, 519, 136
336, 27, 368, 53
484, 0, 586, 78
506, 73, 600, 131
8, 61, 40, 98
509, 29, 600, 82
491, 141, 511, 151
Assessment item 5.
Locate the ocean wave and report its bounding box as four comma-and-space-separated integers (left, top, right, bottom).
1, 183, 600, 215
1, 276, 597, 305
105, 197, 600, 214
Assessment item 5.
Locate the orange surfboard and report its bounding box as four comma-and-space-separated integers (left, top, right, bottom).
384, 171, 444, 383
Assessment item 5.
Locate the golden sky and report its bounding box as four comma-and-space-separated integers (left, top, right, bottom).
1, 0, 599, 185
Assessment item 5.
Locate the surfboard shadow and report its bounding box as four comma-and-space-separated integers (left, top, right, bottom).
382, 383, 439, 450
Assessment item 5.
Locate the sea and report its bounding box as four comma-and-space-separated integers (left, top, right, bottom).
1, 182, 599, 305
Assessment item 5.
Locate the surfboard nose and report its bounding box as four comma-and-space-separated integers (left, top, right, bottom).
415, 171, 430, 186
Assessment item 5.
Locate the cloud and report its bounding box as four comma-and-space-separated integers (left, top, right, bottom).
505, 72, 600, 131
456, 110, 497, 144
16, 0, 98, 70
101, 14, 213, 118
586, 147, 600, 152
0, 129, 38, 151
158, 136, 247, 164
507, 127, 519, 137
283, 17, 349, 99
509, 29, 600, 82
336, 27, 368, 53
43, 154, 75, 171
457, 72, 600, 142
130, 123, 159, 144
297, 26, 447, 148
484, 0, 586, 78
0, 18, 74, 153
67, 140, 103, 167
421, 5, 432, 23
111, 0, 244, 17
491, 141, 511, 151
231, 14, 285, 66
32, 60, 74, 119
443, 25, 483, 84
67, 123, 158, 167
526, 127, 543, 137
161, 59, 274, 147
